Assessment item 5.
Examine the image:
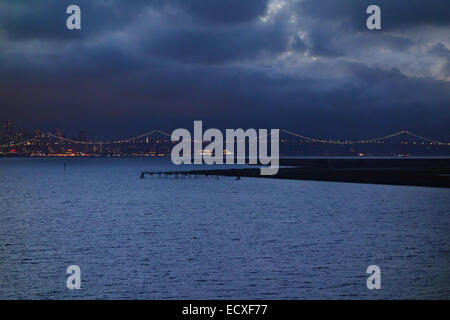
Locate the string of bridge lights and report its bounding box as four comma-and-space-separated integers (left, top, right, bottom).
1, 129, 449, 148
279, 129, 449, 145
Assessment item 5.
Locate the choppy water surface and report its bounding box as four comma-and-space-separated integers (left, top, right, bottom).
0, 158, 449, 299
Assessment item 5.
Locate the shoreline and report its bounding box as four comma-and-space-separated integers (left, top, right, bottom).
141, 158, 450, 188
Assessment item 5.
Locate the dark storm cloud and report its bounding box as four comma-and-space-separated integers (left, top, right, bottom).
306, 25, 344, 57
300, 0, 450, 30
174, 0, 269, 24
142, 19, 293, 64
0, 0, 449, 139
0, 0, 136, 41
430, 43, 450, 77
0, 0, 268, 41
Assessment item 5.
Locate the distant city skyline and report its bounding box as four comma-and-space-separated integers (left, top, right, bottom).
2, 119, 450, 142
1, 119, 449, 157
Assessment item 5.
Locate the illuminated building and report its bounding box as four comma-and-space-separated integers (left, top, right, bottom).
6, 120, 13, 135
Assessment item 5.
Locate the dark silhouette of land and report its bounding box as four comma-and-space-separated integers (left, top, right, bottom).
141, 158, 450, 188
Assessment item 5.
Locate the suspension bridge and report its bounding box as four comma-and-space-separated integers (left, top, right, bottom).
1, 129, 449, 148
1, 127, 449, 187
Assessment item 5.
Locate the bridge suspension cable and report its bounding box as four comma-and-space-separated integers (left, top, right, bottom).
46, 130, 157, 145
155, 129, 277, 143
281, 129, 450, 145
403, 130, 449, 145
1, 129, 449, 148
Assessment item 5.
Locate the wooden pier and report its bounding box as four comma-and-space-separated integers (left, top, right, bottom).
140, 170, 243, 180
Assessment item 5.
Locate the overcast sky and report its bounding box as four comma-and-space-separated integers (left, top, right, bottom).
0, 0, 449, 139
